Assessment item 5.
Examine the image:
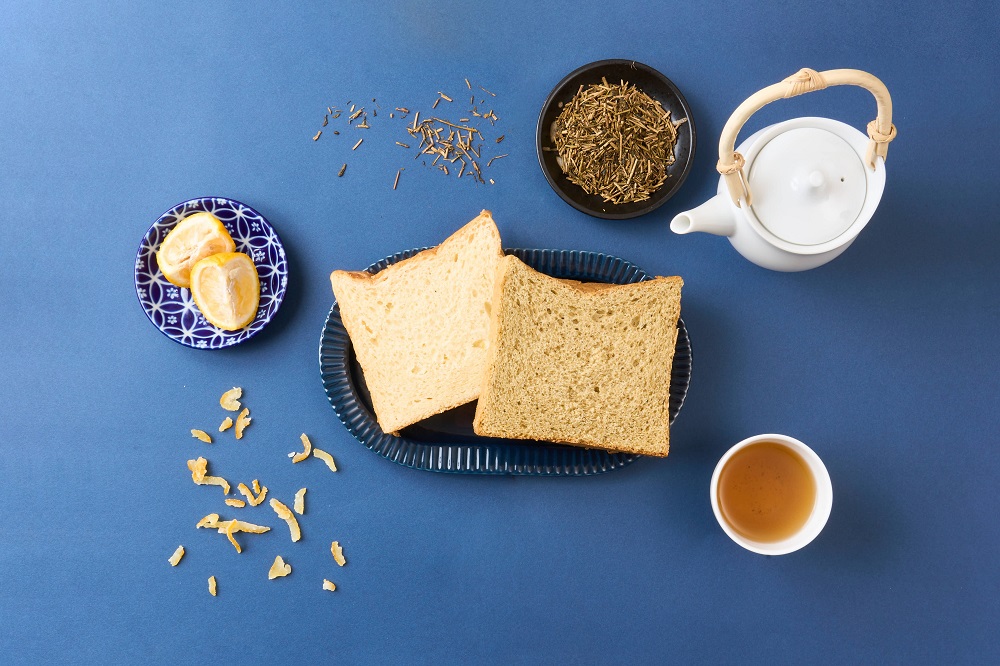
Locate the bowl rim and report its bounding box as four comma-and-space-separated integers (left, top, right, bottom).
535, 58, 696, 220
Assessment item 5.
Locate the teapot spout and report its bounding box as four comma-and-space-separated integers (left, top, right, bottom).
670, 195, 735, 237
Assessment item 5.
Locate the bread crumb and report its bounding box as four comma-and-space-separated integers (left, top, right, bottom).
220, 387, 242, 412
290, 433, 312, 463
294, 488, 306, 515
313, 448, 338, 472
208, 576, 217, 596
191, 429, 212, 443
168, 545, 185, 566
331, 541, 346, 566
269, 555, 292, 580
219, 417, 233, 432
323, 579, 336, 592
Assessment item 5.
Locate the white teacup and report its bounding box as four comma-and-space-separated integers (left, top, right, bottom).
710, 434, 833, 555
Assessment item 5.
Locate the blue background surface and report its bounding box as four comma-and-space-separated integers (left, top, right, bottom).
1, 1, 998, 663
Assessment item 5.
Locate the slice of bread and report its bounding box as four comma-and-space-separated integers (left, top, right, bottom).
472, 255, 682, 457
330, 211, 503, 434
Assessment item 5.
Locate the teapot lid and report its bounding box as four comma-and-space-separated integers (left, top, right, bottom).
748, 127, 867, 246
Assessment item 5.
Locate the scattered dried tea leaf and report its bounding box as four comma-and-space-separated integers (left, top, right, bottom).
290, 434, 312, 463
219, 417, 233, 432
168, 545, 185, 566
225, 498, 246, 508
234, 408, 251, 440
191, 429, 212, 443
220, 387, 242, 412
208, 576, 217, 596
269, 555, 292, 580
294, 488, 306, 515
187, 457, 230, 495
323, 579, 337, 592
270, 498, 301, 542
313, 448, 338, 472
331, 541, 346, 567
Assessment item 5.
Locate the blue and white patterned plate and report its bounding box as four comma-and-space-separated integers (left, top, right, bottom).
134, 197, 288, 349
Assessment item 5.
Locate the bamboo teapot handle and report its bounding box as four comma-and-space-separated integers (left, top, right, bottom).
717, 68, 896, 207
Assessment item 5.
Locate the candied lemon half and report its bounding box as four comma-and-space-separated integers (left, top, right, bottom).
156, 212, 236, 288
190, 252, 260, 331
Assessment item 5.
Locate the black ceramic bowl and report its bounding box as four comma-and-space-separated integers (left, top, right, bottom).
537, 59, 696, 220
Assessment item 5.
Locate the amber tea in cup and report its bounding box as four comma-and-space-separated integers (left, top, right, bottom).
711, 434, 833, 555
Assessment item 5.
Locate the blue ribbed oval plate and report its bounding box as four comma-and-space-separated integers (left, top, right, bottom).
319, 248, 691, 475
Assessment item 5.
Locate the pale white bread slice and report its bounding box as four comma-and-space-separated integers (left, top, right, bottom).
330, 211, 503, 434
472, 255, 682, 457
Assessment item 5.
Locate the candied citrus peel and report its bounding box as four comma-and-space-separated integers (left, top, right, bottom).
290, 434, 312, 463
168, 545, 185, 566
270, 498, 301, 542
331, 541, 346, 567
220, 387, 242, 412
237, 482, 267, 506
268, 556, 292, 580
322, 579, 337, 592
219, 417, 233, 432
197, 513, 220, 529
294, 488, 306, 515
234, 408, 251, 440
225, 498, 246, 508
191, 429, 212, 443
208, 576, 217, 596
187, 457, 230, 495
313, 448, 338, 472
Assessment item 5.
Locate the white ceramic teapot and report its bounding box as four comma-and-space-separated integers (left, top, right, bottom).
670, 68, 896, 271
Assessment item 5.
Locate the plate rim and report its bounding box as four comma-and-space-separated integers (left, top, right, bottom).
134, 196, 288, 349
319, 247, 692, 476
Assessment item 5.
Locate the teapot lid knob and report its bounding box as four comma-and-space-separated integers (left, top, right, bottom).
748, 127, 868, 246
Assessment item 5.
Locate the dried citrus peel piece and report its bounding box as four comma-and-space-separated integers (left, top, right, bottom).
331, 541, 346, 567
294, 488, 306, 515
214, 520, 270, 535
220, 387, 242, 412
235, 408, 251, 439
219, 417, 233, 432
225, 498, 246, 508
268, 556, 292, 580
225, 519, 242, 553
197, 513, 220, 528
237, 482, 267, 506
290, 434, 312, 463
168, 545, 185, 566
323, 579, 337, 592
313, 448, 338, 472
270, 498, 301, 542
191, 429, 212, 443
252, 479, 261, 494
208, 576, 217, 596
187, 457, 230, 495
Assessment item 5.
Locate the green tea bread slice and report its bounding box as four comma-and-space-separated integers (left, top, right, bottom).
330, 211, 503, 434
473, 255, 682, 456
